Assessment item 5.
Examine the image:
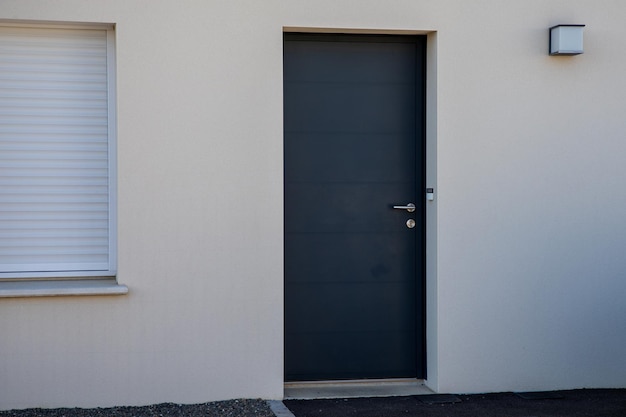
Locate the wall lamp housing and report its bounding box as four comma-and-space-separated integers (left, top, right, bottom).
550, 24, 585, 55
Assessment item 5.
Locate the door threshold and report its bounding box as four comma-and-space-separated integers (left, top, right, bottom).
284, 378, 433, 399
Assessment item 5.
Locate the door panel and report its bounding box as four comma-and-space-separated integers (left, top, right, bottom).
284, 232, 415, 284
284, 83, 417, 134
285, 182, 414, 232
285, 331, 417, 380
285, 133, 415, 183
285, 281, 417, 334
284, 34, 425, 381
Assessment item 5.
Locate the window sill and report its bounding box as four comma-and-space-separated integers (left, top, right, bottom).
0, 279, 128, 298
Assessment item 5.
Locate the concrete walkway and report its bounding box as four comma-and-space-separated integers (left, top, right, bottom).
284, 379, 433, 400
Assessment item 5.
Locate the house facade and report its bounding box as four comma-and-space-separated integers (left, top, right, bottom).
1, 0, 626, 410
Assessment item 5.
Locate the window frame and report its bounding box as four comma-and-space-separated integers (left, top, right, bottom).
0, 22, 117, 281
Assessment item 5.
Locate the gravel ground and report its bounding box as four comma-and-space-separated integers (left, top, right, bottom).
0, 399, 275, 417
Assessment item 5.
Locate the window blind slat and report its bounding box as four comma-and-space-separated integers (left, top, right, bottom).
0, 262, 110, 273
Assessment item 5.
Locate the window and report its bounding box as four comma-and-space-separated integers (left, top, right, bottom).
0, 24, 116, 280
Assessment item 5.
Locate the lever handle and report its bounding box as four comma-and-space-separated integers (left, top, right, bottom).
393, 203, 416, 213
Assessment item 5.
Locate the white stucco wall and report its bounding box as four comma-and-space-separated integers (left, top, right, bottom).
1, 0, 626, 410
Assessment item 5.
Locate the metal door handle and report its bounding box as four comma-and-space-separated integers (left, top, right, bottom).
393, 203, 415, 213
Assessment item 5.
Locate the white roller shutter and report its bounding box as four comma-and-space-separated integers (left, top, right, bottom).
0, 25, 115, 278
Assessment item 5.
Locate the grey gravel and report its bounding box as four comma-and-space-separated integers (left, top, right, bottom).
0, 399, 275, 417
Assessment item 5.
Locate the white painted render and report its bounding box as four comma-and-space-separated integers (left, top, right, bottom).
1, 0, 626, 410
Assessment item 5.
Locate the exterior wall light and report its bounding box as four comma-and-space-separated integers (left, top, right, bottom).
550, 24, 585, 55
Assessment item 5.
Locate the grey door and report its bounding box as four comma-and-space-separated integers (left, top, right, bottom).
284, 34, 425, 381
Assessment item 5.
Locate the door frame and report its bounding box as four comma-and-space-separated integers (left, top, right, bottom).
282, 28, 437, 385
